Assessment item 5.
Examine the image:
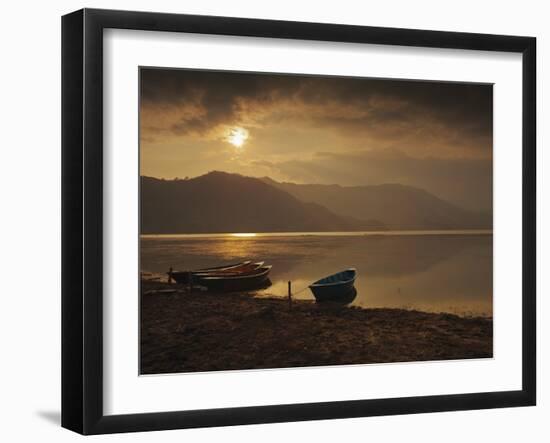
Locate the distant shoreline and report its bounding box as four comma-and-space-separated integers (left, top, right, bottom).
141, 229, 493, 239
140, 280, 493, 375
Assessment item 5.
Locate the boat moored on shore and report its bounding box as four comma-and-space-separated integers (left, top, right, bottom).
169, 260, 256, 284
309, 268, 357, 302
198, 265, 272, 292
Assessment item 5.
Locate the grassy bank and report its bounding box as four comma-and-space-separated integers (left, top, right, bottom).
140, 281, 492, 374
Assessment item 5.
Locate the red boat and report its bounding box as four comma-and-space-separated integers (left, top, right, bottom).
169, 261, 261, 284
197, 265, 272, 292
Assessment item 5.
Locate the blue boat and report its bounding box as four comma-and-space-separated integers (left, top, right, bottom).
309, 268, 357, 302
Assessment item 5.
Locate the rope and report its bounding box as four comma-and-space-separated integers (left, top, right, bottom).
292, 286, 310, 296
263, 284, 310, 299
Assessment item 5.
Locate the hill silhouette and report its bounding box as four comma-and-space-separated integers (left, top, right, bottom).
141, 172, 384, 234
260, 177, 491, 230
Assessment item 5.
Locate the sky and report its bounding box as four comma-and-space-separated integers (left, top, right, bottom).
140, 68, 493, 212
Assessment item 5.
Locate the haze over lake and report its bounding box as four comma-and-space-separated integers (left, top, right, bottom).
141, 231, 492, 317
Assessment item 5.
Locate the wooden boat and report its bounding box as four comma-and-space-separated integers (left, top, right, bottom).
320, 287, 357, 305
194, 261, 264, 278
309, 268, 357, 302
198, 265, 272, 292
169, 260, 253, 284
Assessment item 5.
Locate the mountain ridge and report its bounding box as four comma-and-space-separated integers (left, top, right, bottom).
259, 176, 491, 230
140, 171, 491, 234
140, 172, 385, 234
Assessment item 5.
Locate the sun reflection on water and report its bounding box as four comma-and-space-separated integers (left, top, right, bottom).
141, 233, 493, 316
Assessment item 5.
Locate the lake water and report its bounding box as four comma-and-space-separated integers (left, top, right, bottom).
140, 231, 493, 317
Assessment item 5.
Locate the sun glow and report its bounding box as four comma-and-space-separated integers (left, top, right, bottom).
230, 233, 257, 238
226, 127, 249, 148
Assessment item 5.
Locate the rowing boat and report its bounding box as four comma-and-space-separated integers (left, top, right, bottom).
198, 265, 272, 292
194, 261, 264, 278
309, 268, 357, 302
169, 261, 253, 284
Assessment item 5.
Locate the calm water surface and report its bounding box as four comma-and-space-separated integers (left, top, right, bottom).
141, 231, 493, 317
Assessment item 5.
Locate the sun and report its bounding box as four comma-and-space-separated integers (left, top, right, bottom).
226, 127, 249, 148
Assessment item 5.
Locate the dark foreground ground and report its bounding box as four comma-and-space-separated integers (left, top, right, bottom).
140, 281, 493, 374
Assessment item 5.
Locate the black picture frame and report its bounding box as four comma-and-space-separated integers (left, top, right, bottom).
62, 8, 536, 435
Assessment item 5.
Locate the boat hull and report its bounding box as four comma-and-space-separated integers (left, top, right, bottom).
170, 261, 253, 284
309, 268, 357, 303
310, 281, 356, 302
198, 266, 272, 292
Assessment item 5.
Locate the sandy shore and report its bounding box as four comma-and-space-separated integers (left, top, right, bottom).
140, 280, 493, 374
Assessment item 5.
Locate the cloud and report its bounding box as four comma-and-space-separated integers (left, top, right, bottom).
140, 68, 492, 159
139, 68, 493, 211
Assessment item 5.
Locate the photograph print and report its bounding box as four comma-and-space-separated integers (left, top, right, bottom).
139, 68, 493, 375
